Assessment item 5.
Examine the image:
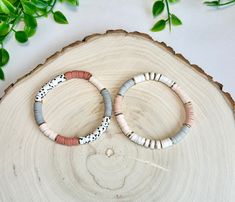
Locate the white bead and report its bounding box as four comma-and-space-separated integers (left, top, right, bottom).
155, 73, 161, 81
159, 75, 174, 87
161, 138, 173, 149
140, 137, 146, 145
144, 72, 150, 80
130, 133, 139, 143
48, 130, 58, 141
156, 140, 161, 149
133, 74, 145, 84
137, 136, 144, 145
150, 72, 155, 80
144, 139, 150, 148
136, 136, 142, 144
150, 140, 155, 149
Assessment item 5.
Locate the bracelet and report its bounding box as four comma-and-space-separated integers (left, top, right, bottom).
34, 70, 112, 146
114, 72, 194, 149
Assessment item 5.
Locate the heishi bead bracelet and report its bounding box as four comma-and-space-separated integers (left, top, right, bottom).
114, 72, 194, 149
34, 70, 112, 146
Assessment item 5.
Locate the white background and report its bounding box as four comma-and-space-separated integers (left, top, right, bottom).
0, 0, 234, 99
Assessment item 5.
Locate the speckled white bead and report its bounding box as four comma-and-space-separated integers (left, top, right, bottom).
35, 74, 66, 102
79, 116, 110, 144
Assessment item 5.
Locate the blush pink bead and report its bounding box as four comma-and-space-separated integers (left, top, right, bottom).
172, 84, 191, 104
114, 95, 123, 114
89, 76, 105, 91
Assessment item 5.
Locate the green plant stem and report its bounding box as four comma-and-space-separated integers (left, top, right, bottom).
205, 0, 235, 6
35, 0, 57, 18
217, 0, 235, 6
165, 0, 171, 31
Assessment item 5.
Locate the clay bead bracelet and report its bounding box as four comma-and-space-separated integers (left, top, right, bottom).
34, 70, 112, 146
114, 72, 194, 149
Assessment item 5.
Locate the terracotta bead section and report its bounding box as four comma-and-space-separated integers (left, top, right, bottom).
65, 70, 92, 80
115, 72, 194, 150
55, 135, 79, 146
34, 70, 111, 146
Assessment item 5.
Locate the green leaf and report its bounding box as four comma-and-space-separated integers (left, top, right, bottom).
24, 14, 37, 28
0, 48, 9, 67
204, 1, 220, 6
22, 1, 37, 15
0, 22, 10, 36
37, 8, 48, 16
8, 0, 18, 4
169, 0, 179, 3
53, 11, 68, 24
0, 67, 4, 80
31, 0, 48, 9
0, 0, 16, 15
151, 19, 166, 32
24, 26, 36, 37
171, 14, 182, 26
15, 31, 28, 43
65, 0, 79, 6
152, 1, 165, 17
0, 13, 8, 21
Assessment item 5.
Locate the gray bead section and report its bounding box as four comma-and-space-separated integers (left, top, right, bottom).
171, 125, 190, 144
101, 89, 112, 117
33, 101, 45, 125
118, 79, 135, 96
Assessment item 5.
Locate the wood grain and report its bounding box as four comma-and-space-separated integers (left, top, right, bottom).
0, 30, 234, 202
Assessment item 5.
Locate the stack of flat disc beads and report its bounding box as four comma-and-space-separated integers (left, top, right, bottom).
114, 72, 194, 149
33, 70, 112, 146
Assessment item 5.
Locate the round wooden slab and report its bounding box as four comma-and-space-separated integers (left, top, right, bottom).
0, 30, 234, 201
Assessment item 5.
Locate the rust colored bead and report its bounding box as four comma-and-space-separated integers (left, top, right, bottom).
56, 135, 79, 146
72, 137, 79, 145
77, 71, 84, 79
83, 71, 92, 80
64, 137, 70, 146
55, 135, 65, 145
71, 71, 78, 78
64, 71, 72, 80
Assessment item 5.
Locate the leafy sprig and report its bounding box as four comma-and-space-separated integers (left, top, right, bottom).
151, 0, 182, 32
0, 0, 79, 80
204, 0, 235, 6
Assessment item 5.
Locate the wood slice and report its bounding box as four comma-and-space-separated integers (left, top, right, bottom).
0, 30, 234, 202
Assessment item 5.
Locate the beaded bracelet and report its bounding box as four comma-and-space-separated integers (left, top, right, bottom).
33, 70, 112, 146
114, 72, 194, 149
